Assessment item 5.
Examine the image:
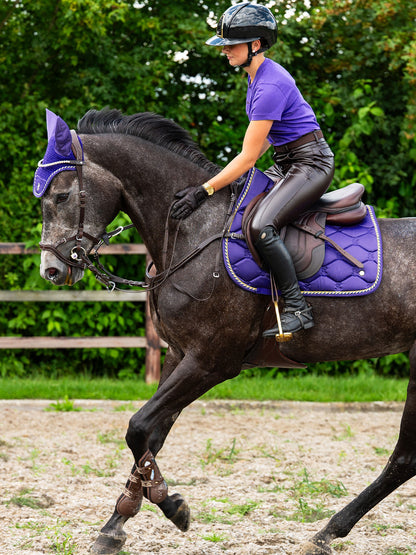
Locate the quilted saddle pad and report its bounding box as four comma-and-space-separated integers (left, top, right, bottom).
223, 168, 383, 297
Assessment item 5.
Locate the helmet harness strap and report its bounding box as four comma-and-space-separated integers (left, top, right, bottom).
240, 41, 260, 68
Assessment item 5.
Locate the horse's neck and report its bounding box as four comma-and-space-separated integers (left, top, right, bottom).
134, 189, 227, 272
92, 135, 219, 269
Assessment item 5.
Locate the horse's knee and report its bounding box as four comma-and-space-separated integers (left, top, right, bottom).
125, 413, 147, 451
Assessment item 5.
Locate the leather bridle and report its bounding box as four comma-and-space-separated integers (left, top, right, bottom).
38, 131, 233, 292
39, 131, 99, 268
39, 131, 147, 289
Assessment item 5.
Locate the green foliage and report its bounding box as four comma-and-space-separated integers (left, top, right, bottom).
0, 373, 408, 402
45, 396, 81, 412
1, 0, 415, 378
288, 497, 335, 523
299, 0, 416, 216
292, 469, 348, 499
200, 437, 239, 467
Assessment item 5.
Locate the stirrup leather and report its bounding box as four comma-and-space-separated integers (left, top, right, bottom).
263, 303, 314, 339
272, 298, 293, 342
263, 276, 314, 341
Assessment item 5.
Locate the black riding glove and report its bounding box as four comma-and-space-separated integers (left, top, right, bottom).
171, 185, 209, 220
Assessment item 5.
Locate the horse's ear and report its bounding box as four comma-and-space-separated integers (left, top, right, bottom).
46, 109, 72, 157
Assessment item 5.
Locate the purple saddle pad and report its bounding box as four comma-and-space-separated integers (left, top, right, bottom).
223, 168, 383, 297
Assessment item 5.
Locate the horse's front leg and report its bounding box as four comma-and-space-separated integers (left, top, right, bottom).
91, 416, 183, 555
91, 348, 183, 554
300, 341, 416, 555
91, 347, 241, 554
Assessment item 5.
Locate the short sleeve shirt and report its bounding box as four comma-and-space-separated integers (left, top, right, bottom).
246, 58, 320, 146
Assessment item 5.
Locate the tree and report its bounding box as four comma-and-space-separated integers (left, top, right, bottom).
291, 0, 416, 215
0, 0, 415, 377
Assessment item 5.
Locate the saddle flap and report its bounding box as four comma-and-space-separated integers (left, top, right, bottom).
282, 212, 326, 280
242, 199, 326, 281
241, 192, 267, 268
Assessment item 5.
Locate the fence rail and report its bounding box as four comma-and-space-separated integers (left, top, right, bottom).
0, 242, 163, 383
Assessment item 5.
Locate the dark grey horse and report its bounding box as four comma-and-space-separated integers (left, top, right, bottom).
37, 109, 416, 555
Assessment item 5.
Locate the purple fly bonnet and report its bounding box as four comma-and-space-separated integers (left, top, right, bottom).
33, 109, 83, 198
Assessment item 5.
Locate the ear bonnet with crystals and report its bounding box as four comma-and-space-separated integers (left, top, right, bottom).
33, 109, 83, 198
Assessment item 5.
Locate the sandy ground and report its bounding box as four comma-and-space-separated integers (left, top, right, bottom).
1, 399, 416, 555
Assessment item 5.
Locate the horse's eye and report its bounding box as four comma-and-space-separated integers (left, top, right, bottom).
56, 193, 69, 204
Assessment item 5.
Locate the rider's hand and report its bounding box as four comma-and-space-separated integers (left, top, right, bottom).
171, 185, 209, 219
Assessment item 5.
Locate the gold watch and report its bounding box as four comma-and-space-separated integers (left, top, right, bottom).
202, 182, 215, 196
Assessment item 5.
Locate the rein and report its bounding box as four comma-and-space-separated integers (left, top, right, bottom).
39, 131, 236, 293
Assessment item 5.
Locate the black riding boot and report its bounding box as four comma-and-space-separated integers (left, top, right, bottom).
255, 225, 314, 337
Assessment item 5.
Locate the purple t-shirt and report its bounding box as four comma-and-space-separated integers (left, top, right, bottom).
246, 58, 320, 146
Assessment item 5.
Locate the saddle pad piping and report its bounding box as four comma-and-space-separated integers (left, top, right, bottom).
224, 168, 259, 293
301, 205, 382, 297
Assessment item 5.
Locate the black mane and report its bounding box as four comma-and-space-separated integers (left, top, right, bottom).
77, 108, 218, 174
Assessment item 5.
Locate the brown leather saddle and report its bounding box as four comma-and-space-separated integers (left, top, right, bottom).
242, 182, 367, 280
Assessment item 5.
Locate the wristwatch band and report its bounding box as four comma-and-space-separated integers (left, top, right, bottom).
202, 182, 215, 196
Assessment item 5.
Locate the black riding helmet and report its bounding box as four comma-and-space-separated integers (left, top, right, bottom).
206, 3, 277, 66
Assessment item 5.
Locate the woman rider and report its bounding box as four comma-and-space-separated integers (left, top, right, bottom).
171, 2, 335, 336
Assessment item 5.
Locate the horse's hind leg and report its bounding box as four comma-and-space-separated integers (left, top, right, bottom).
301, 341, 416, 555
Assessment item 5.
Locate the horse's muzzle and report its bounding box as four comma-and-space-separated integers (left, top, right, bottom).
40, 252, 84, 286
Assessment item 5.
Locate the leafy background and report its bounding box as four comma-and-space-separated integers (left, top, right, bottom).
1, 0, 415, 378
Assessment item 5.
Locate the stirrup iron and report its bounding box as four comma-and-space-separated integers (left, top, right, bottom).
271, 277, 293, 343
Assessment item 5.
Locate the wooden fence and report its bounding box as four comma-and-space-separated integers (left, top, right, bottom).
0, 242, 163, 383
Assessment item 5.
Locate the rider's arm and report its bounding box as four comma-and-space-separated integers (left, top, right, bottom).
171, 119, 273, 219
259, 137, 272, 157
205, 119, 273, 192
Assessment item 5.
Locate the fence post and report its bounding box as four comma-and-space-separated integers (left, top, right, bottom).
145, 254, 161, 384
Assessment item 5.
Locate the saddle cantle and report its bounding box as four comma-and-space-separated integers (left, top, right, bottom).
223, 168, 383, 297
313, 182, 367, 223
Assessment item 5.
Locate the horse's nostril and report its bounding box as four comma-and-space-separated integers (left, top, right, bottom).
47, 267, 59, 278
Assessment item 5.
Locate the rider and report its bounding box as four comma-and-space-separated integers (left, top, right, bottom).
171, 2, 335, 336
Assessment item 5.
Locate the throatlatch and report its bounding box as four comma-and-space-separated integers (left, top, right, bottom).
116, 450, 168, 517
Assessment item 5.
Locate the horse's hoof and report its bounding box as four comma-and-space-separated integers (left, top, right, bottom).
297, 540, 332, 555
90, 531, 127, 555
169, 493, 191, 532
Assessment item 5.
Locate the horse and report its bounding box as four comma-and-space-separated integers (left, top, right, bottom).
35, 108, 416, 555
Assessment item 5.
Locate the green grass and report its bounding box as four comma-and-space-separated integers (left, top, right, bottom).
0, 372, 408, 402
6, 489, 45, 510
